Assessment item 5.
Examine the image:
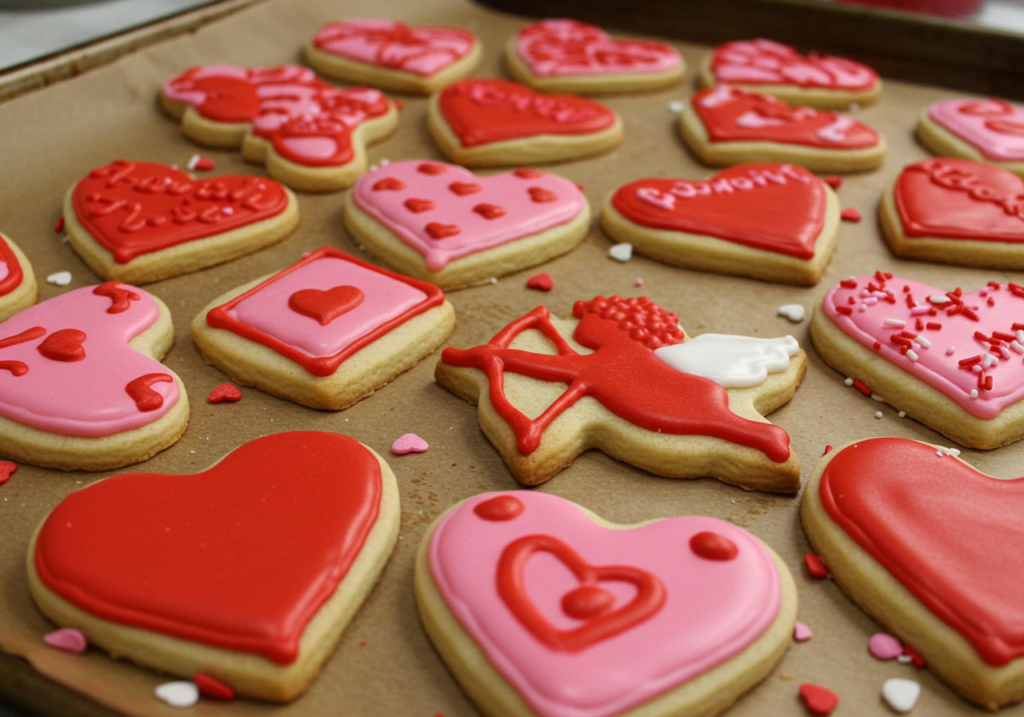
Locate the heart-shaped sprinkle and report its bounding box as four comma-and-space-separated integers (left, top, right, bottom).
193, 672, 235, 701
0, 461, 15, 485
609, 243, 633, 262
392, 432, 429, 454
405, 198, 436, 214
288, 285, 365, 325
208, 383, 242, 403
526, 272, 553, 291
188, 155, 216, 172
46, 271, 72, 286
868, 631, 903, 660
449, 181, 482, 196
823, 175, 843, 189
778, 304, 805, 322
43, 627, 87, 653
793, 621, 813, 642
54, 217, 65, 233
799, 683, 838, 715
882, 678, 921, 713
473, 203, 507, 220
38, 329, 87, 363
426, 222, 461, 239
155, 681, 199, 709
805, 552, 829, 579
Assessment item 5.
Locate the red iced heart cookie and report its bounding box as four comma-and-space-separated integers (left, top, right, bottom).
419, 492, 795, 717
29, 432, 399, 701
288, 285, 365, 325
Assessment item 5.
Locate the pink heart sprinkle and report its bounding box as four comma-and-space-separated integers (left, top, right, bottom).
392, 433, 429, 454
0, 461, 15, 486
793, 621, 813, 642
44, 627, 87, 653
869, 631, 903, 660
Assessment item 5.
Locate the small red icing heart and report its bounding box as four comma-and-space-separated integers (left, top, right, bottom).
288, 285, 365, 325
373, 177, 406, 191
526, 272, 554, 291
426, 222, 461, 239
528, 187, 558, 203
449, 181, 482, 196
208, 383, 242, 403
38, 329, 87, 363
799, 683, 839, 715
473, 203, 507, 220
404, 198, 436, 213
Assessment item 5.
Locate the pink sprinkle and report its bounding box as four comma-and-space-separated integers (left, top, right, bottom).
392, 433, 429, 454
0, 461, 15, 486
634, 277, 644, 287
793, 621, 813, 642
44, 628, 87, 654
868, 632, 903, 660
840, 208, 862, 222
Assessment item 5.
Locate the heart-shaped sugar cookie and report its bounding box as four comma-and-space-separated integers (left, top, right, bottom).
29, 432, 399, 701
925, 99, 1024, 163
418, 492, 795, 717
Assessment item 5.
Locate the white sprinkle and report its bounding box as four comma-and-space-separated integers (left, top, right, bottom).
898, 411, 906, 418
910, 306, 931, 316
871, 394, 885, 402
155, 681, 198, 708
848, 102, 861, 112
906, 349, 919, 362
777, 304, 805, 322
936, 449, 944, 457
897, 654, 913, 664
1011, 340, 1024, 354
864, 296, 878, 306
983, 352, 998, 368
929, 294, 950, 304
973, 365, 982, 373
997, 345, 1012, 360
946, 346, 956, 355
914, 336, 931, 348
857, 304, 868, 312
187, 154, 200, 171
1017, 330, 1024, 344
971, 389, 979, 399
875, 411, 883, 419
46, 271, 72, 286
939, 446, 961, 457
882, 677, 921, 713
883, 318, 905, 327
490, 277, 498, 284
609, 243, 633, 262
844, 377, 854, 387
668, 100, 684, 113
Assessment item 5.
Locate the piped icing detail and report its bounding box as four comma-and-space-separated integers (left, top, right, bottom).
313, 19, 476, 77
0, 283, 179, 437
709, 39, 877, 91
428, 491, 781, 717
515, 19, 682, 77
821, 272, 1024, 418
205, 247, 444, 376
353, 160, 586, 271
34, 432, 382, 664
928, 99, 1024, 161
654, 334, 799, 388
0, 234, 24, 297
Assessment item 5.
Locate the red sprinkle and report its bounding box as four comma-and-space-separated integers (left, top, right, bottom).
959, 356, 982, 367
823, 445, 833, 455
54, 216, 65, 233
799, 683, 838, 715
835, 305, 853, 315
526, 272, 554, 292
926, 322, 942, 330
994, 331, 1016, 341
208, 383, 242, 403
0, 461, 15, 486
822, 175, 843, 189
988, 281, 1001, 289
840, 208, 861, 222
873, 341, 881, 350
974, 331, 989, 343
193, 673, 234, 701
852, 379, 872, 396
840, 279, 858, 289
805, 553, 829, 579
193, 156, 215, 171
359, 640, 368, 647
903, 645, 926, 668
1013, 323, 1024, 331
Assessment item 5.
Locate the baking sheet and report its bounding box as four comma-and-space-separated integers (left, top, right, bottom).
0, 0, 1019, 715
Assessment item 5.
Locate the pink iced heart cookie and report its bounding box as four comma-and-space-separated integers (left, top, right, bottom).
918, 98, 1024, 177
306, 19, 482, 94
506, 19, 684, 94
416, 492, 796, 717
0, 231, 37, 322
160, 65, 399, 191
811, 271, 1024, 449
0, 282, 188, 471
700, 39, 881, 109
344, 160, 590, 289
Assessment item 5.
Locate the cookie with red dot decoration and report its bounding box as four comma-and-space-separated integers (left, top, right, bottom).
0, 232, 37, 322
435, 295, 806, 491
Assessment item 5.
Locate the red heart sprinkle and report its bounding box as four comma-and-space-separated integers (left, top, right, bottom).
0, 461, 16, 486
193, 673, 235, 701
805, 552, 829, 579
405, 198, 436, 214
528, 186, 557, 203
473, 203, 507, 220
526, 272, 553, 291
288, 285, 365, 325
799, 683, 838, 715
418, 163, 447, 175
38, 329, 87, 362
372, 177, 406, 191
903, 645, 927, 667
840, 208, 862, 222
689, 531, 738, 561
822, 175, 843, 189
193, 156, 216, 172
449, 181, 482, 196
426, 222, 461, 239
54, 216, 65, 233
514, 168, 544, 179
208, 383, 242, 403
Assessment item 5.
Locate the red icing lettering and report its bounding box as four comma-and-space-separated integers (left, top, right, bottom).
125, 373, 173, 412
0, 361, 28, 377
689, 531, 738, 561
517, 19, 681, 76
473, 494, 525, 521
473, 203, 507, 220
287, 285, 365, 326
92, 282, 141, 314
0, 326, 46, 350
426, 222, 461, 239
38, 329, 87, 363
313, 20, 475, 76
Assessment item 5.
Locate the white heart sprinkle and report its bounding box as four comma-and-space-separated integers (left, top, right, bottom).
777, 304, 805, 323
882, 678, 920, 713
47, 271, 72, 286
155, 681, 199, 708
608, 243, 632, 262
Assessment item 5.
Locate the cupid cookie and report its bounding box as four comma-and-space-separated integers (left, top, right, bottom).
28, 431, 399, 701
602, 163, 840, 285
305, 19, 482, 95
811, 272, 1024, 449
63, 160, 299, 284
505, 19, 684, 94
917, 98, 1024, 177
699, 39, 881, 109
427, 78, 623, 167
680, 85, 886, 172
881, 158, 1024, 270
436, 295, 805, 491
0, 232, 37, 321
193, 247, 455, 410
417, 491, 797, 717
344, 160, 590, 289
161, 64, 399, 192
0, 282, 188, 471
802, 437, 1024, 709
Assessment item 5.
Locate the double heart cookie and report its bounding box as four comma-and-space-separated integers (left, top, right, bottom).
679, 85, 885, 173
881, 158, 1024, 270
505, 19, 684, 94
344, 159, 590, 289
305, 19, 482, 94
193, 247, 454, 410
427, 78, 623, 166
64, 160, 299, 284
802, 437, 1024, 709
0, 232, 37, 321
0, 282, 188, 471
416, 491, 796, 717
28, 431, 400, 701
917, 98, 1024, 177
436, 295, 806, 491
602, 163, 840, 285
699, 39, 881, 109
811, 271, 1024, 449
161, 64, 399, 192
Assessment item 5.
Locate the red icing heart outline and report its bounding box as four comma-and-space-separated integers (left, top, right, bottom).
288, 285, 365, 326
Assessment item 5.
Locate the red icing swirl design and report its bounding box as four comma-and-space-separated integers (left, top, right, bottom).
0, 234, 24, 298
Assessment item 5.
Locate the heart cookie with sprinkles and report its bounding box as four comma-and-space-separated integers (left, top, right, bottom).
0, 231, 37, 322
802, 437, 1024, 708
427, 78, 623, 166
881, 158, 1024, 270
416, 491, 796, 717
28, 431, 400, 701
0, 282, 188, 471
602, 163, 840, 285
160, 64, 398, 192
679, 85, 885, 173
917, 98, 1024, 177
811, 271, 1024, 449
64, 160, 299, 284
344, 160, 590, 289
